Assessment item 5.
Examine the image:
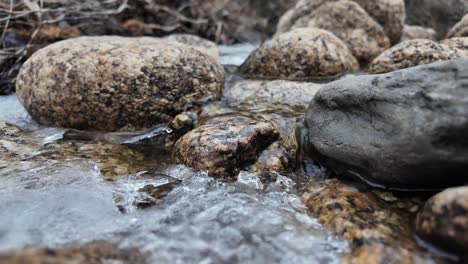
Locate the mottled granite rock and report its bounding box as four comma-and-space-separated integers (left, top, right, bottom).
16, 36, 225, 132
447, 14, 468, 39
405, 0, 468, 39
0, 242, 143, 264
441, 37, 468, 56
401, 25, 437, 41
416, 186, 468, 255
301, 179, 436, 264
239, 28, 358, 80
291, 1, 391, 63
164, 33, 220, 60
225, 80, 323, 113
172, 115, 279, 176
368, 39, 464, 73
279, 0, 405, 44
305, 59, 468, 189
252, 141, 293, 173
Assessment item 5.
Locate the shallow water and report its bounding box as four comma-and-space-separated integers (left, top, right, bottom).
0, 44, 348, 263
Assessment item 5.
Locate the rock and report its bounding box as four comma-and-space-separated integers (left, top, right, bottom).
252, 141, 293, 173
16, 36, 225, 132
401, 25, 437, 41
172, 115, 279, 176
368, 39, 464, 73
441, 37, 468, 56
304, 59, 468, 189
0, 242, 143, 264
290, 0, 391, 63
416, 186, 468, 255
239, 28, 359, 80
164, 34, 220, 60
404, 0, 468, 39
301, 178, 435, 263
279, 0, 405, 44
447, 14, 468, 38
225, 80, 323, 113
352, 0, 405, 44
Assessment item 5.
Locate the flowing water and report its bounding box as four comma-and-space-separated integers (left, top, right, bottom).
0, 44, 348, 263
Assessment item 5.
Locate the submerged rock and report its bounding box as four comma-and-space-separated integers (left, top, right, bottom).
225, 79, 322, 113
252, 141, 293, 173
16, 36, 225, 132
368, 39, 464, 73
164, 34, 220, 60
401, 25, 437, 41
239, 28, 358, 80
304, 59, 468, 189
290, 1, 391, 63
0, 242, 143, 264
301, 179, 435, 264
172, 115, 279, 176
416, 186, 468, 256
447, 14, 468, 38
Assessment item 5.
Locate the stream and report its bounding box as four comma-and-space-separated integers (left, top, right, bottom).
0, 44, 348, 263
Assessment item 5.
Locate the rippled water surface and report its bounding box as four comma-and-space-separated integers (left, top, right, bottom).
0, 44, 348, 263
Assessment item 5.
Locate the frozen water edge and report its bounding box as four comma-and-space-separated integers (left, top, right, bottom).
0, 161, 347, 263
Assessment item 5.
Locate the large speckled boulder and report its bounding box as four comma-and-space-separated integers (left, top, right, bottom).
16, 36, 225, 132
441, 37, 468, 56
279, 0, 405, 44
447, 14, 468, 38
164, 34, 220, 60
416, 186, 468, 255
225, 80, 322, 113
290, 1, 391, 63
172, 115, 279, 176
368, 39, 464, 73
239, 28, 358, 80
401, 25, 437, 41
405, 0, 468, 39
304, 59, 468, 189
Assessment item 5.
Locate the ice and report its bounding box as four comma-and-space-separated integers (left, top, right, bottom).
237, 171, 264, 190
0, 95, 38, 130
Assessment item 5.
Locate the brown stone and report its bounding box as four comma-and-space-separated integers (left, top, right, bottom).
240, 28, 358, 80
16, 36, 225, 132
290, 0, 391, 63
416, 186, 468, 255
368, 39, 465, 73
164, 34, 220, 60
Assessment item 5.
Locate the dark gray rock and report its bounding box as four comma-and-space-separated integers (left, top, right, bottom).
304, 59, 468, 189
404, 0, 468, 39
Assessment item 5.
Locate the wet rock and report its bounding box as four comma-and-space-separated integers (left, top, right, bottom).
252, 141, 293, 173
441, 37, 468, 56
239, 28, 358, 80
404, 0, 468, 39
279, 0, 405, 44
164, 34, 220, 60
0, 241, 143, 264
290, 1, 391, 63
225, 80, 323, 113
447, 14, 468, 38
368, 39, 464, 73
172, 115, 279, 176
304, 59, 468, 189
416, 186, 468, 255
401, 25, 437, 41
301, 179, 435, 264
16, 36, 225, 132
